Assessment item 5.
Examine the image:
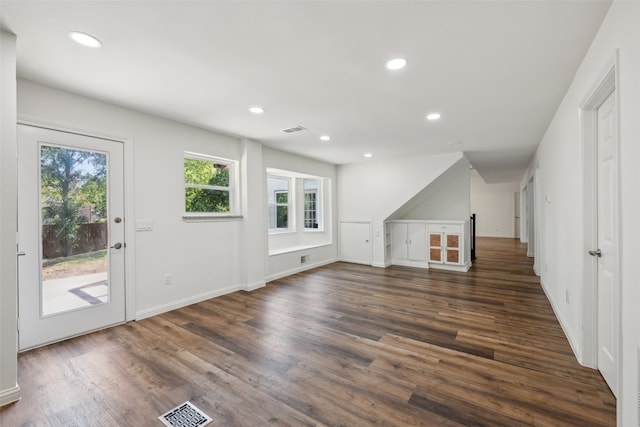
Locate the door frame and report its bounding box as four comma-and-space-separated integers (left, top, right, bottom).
338, 220, 372, 265
17, 118, 136, 324
579, 51, 620, 389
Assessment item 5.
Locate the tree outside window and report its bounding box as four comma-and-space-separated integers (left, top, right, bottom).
184, 154, 235, 214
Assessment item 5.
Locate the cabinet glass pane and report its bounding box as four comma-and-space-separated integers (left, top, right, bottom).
447, 234, 459, 248
430, 248, 442, 262
430, 234, 441, 247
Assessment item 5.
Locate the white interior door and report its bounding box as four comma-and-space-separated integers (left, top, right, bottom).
595, 92, 619, 397
339, 221, 371, 265
18, 125, 126, 350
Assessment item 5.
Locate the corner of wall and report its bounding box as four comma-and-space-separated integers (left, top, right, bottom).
0, 30, 21, 406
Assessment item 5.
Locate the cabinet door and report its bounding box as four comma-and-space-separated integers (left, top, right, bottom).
408, 223, 427, 261
391, 223, 408, 259
445, 233, 461, 264
429, 232, 444, 263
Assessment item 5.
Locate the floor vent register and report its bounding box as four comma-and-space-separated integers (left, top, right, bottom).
159, 401, 212, 427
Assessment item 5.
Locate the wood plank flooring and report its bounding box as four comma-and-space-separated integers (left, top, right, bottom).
0, 237, 616, 426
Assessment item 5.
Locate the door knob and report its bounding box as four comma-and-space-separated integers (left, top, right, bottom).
588, 249, 602, 257
111, 242, 123, 250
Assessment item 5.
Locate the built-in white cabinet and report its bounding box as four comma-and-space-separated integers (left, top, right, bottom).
391, 222, 427, 266
388, 220, 471, 272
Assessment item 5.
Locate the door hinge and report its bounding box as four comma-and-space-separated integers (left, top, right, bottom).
17, 317, 20, 332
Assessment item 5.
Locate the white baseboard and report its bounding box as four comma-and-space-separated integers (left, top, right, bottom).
371, 261, 391, 268
391, 259, 429, 269
539, 278, 584, 365
0, 385, 21, 406
429, 260, 472, 272
135, 284, 242, 320
265, 257, 338, 282
242, 280, 266, 292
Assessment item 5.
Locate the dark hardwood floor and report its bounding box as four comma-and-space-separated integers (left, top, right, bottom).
0, 237, 616, 426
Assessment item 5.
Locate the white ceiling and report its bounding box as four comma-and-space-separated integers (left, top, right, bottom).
0, 0, 611, 183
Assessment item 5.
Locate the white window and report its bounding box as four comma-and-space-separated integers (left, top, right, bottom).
304, 179, 322, 230
184, 152, 238, 216
268, 176, 292, 231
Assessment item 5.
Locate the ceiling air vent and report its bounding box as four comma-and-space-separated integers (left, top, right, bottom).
281, 125, 307, 134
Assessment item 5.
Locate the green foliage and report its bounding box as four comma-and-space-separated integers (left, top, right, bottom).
275, 192, 288, 203
184, 158, 230, 213
276, 205, 288, 228
40, 146, 107, 256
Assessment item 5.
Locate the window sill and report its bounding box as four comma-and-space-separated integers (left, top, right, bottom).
268, 229, 296, 235
182, 214, 243, 223
303, 228, 325, 233
268, 243, 332, 256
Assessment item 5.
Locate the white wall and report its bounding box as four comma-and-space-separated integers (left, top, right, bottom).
18, 79, 247, 318
521, 2, 640, 424
392, 157, 471, 222
15, 80, 338, 319
263, 147, 338, 280
338, 152, 463, 267
470, 170, 519, 238
0, 30, 21, 406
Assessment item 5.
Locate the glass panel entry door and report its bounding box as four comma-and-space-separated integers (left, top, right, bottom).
18, 125, 126, 350
40, 145, 109, 316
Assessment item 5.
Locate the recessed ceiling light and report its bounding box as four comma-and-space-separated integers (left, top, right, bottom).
386, 58, 407, 70
249, 106, 264, 114
426, 113, 441, 121
364, 153, 373, 158
320, 135, 331, 141
68, 31, 102, 48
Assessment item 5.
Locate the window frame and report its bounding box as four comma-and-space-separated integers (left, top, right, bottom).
274, 189, 289, 229
268, 175, 293, 233
183, 151, 239, 219
303, 178, 322, 231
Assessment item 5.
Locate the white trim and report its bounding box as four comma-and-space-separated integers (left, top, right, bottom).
265, 257, 338, 282
124, 137, 136, 321
429, 260, 472, 272
372, 261, 391, 268
17, 116, 128, 142
0, 385, 21, 406
540, 278, 583, 365
135, 283, 243, 320
269, 243, 333, 257
579, 51, 619, 373
242, 280, 266, 292
392, 259, 430, 269
182, 214, 243, 222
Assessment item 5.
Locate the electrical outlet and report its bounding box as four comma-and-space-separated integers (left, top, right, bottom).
164, 273, 172, 285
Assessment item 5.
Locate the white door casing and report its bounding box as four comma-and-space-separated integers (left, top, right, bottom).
596, 92, 619, 397
17, 125, 126, 350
